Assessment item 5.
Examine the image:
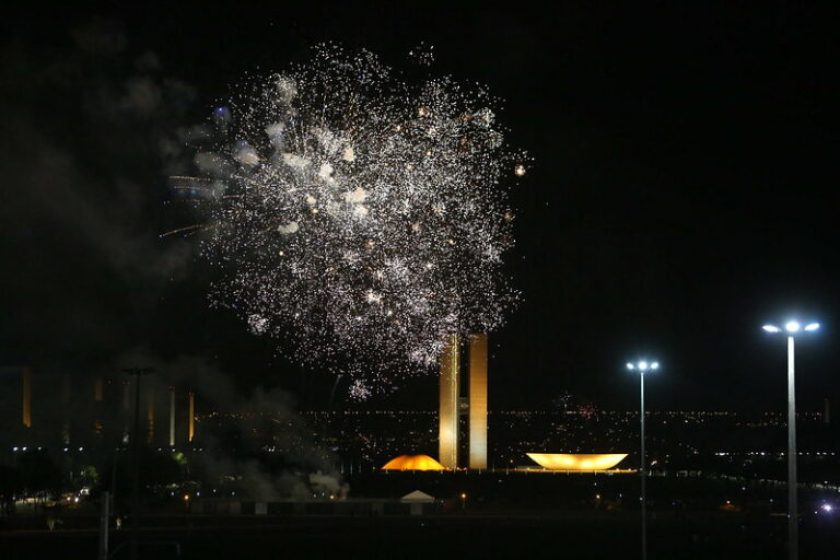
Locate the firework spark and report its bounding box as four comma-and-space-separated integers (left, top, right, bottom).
189, 44, 528, 395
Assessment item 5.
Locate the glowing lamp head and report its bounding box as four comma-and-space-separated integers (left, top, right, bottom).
762, 325, 781, 333
805, 322, 820, 332
785, 321, 801, 333
628, 360, 658, 373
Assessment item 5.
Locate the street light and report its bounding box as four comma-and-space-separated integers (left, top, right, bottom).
626, 359, 659, 560
122, 367, 153, 560
762, 320, 819, 560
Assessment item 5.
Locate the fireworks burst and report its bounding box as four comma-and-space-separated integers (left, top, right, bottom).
188, 44, 528, 396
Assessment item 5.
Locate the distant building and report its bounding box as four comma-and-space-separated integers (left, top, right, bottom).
381, 455, 445, 471
438, 333, 489, 469
526, 453, 629, 471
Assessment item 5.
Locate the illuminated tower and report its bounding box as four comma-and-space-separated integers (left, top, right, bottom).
468, 334, 488, 469
22, 367, 32, 428
122, 380, 130, 444
94, 377, 104, 436
62, 374, 71, 444
169, 387, 176, 447
146, 388, 155, 444
825, 398, 832, 426
438, 334, 460, 469
188, 391, 195, 443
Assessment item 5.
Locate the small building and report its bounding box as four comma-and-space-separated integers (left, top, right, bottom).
400, 490, 436, 516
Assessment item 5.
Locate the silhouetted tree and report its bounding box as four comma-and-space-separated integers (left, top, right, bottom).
0, 464, 22, 514
17, 450, 62, 504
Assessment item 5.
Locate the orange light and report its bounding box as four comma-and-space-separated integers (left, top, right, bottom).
188, 392, 195, 442
381, 454, 446, 471
22, 368, 32, 428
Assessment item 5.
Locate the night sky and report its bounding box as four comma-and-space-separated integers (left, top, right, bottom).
2, 3, 838, 412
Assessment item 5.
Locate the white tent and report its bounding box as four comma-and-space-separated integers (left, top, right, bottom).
400, 490, 435, 503
400, 490, 435, 515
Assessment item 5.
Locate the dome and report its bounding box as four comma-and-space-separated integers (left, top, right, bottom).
381, 454, 446, 471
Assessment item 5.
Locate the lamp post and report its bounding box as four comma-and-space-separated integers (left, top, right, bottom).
762, 320, 819, 560
122, 367, 153, 560
626, 359, 659, 560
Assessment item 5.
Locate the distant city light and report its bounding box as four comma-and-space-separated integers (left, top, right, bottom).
651, 362, 660, 370
762, 325, 781, 333
821, 503, 833, 513
805, 322, 820, 332
626, 363, 635, 370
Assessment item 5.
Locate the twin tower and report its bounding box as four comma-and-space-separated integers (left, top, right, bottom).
438, 333, 488, 469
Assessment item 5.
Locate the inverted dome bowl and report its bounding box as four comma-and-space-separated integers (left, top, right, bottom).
526, 453, 628, 471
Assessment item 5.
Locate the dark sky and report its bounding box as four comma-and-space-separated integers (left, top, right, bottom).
1, 2, 838, 412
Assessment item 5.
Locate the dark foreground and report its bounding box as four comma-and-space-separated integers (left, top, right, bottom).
2, 511, 838, 560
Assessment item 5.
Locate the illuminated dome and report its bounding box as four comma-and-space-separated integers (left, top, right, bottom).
526, 453, 628, 471
381, 455, 446, 471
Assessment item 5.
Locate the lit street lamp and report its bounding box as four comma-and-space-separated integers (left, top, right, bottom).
626, 359, 659, 560
762, 320, 820, 560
